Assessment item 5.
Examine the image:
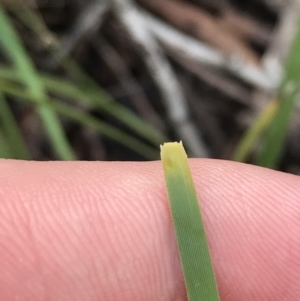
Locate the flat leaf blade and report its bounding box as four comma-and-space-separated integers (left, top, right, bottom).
255, 16, 300, 168
161, 142, 220, 301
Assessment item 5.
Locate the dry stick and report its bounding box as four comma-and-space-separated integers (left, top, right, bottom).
58, 0, 172, 131
262, 0, 300, 86
111, 0, 209, 157
219, 8, 271, 46
168, 51, 251, 105
140, 9, 277, 91
252, 0, 300, 116
92, 36, 165, 131
89, 0, 249, 103
57, 0, 108, 62
136, 0, 259, 64
178, 73, 226, 156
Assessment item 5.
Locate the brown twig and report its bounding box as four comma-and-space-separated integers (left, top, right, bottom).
58, 0, 108, 62
136, 0, 259, 64
92, 36, 165, 131
111, 0, 210, 157
158, 30, 251, 104
219, 8, 271, 46
141, 9, 276, 90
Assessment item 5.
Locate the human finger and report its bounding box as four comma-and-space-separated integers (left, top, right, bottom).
0, 159, 299, 301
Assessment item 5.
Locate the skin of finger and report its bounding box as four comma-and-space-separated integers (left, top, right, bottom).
0, 160, 299, 301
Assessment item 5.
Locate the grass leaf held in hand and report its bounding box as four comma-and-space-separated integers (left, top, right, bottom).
161, 142, 220, 301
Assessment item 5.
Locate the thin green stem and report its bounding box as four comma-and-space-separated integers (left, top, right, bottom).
0, 79, 159, 159
0, 92, 30, 159
0, 6, 75, 160
161, 142, 220, 301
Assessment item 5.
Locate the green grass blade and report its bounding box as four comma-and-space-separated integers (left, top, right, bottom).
0, 6, 75, 160
161, 142, 220, 301
232, 99, 278, 162
61, 58, 166, 144
0, 63, 165, 148
53, 101, 159, 160
255, 17, 300, 168
0, 62, 165, 148
0, 92, 30, 159
0, 128, 11, 158
0, 79, 159, 159
12, 6, 166, 146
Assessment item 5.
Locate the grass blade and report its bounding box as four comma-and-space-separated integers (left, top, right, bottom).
0, 63, 165, 146
62, 58, 166, 145
0, 129, 11, 158
53, 102, 159, 160
0, 6, 75, 160
255, 17, 300, 168
0, 79, 159, 159
161, 142, 220, 301
13, 6, 166, 146
0, 92, 30, 159
232, 99, 279, 162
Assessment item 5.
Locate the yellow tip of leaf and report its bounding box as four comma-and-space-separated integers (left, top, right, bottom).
161, 141, 220, 301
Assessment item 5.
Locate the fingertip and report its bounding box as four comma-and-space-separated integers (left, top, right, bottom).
0, 159, 300, 301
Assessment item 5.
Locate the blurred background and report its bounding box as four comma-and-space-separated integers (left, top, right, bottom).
0, 0, 299, 172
